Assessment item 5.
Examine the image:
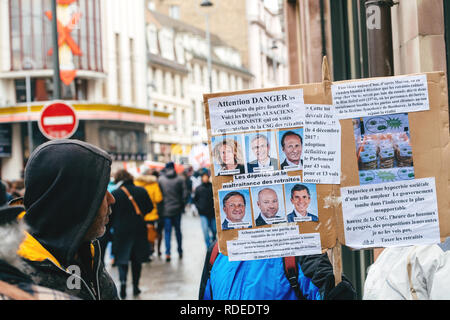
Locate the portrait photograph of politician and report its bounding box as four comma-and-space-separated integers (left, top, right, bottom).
245, 132, 278, 173
212, 135, 246, 176
278, 129, 303, 170
285, 183, 318, 222
251, 185, 286, 227
219, 189, 252, 230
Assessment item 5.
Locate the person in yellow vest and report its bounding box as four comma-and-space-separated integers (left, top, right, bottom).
134, 169, 163, 259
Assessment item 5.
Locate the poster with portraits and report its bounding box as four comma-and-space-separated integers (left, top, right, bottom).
204, 71, 450, 261
204, 86, 340, 261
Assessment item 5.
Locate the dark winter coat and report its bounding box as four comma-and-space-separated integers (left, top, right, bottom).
110, 180, 153, 265
0, 259, 78, 300
193, 182, 215, 218
18, 139, 118, 300
158, 168, 187, 218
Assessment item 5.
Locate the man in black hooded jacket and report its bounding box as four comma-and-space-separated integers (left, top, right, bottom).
17, 139, 119, 300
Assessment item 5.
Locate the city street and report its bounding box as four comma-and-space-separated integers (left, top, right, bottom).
105, 210, 209, 300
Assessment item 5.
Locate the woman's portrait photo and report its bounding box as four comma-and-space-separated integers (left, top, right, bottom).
212, 135, 246, 176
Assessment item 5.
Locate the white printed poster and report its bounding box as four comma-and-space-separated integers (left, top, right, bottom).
341, 177, 440, 249
303, 104, 341, 184
226, 226, 321, 261
208, 89, 305, 135
332, 74, 429, 119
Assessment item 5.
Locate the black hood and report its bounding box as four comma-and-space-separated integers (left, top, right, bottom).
23, 139, 111, 267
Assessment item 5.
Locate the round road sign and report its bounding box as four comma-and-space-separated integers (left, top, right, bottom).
38, 101, 78, 140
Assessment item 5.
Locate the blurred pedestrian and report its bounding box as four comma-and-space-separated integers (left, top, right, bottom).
10, 179, 24, 199
158, 162, 187, 262
193, 172, 216, 248
98, 176, 118, 263
111, 169, 153, 299
17, 139, 118, 300
2, 181, 13, 203
134, 169, 163, 260
0, 182, 7, 207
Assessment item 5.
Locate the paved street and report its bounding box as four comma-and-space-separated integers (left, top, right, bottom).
105, 210, 209, 300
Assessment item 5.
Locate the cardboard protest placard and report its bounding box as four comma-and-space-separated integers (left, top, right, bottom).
203, 78, 342, 261
203, 67, 450, 261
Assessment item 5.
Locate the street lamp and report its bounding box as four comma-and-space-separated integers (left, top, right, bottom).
50, 0, 61, 99
200, 0, 213, 93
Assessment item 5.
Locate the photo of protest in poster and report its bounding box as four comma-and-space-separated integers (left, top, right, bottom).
278, 128, 304, 171
245, 131, 278, 173
250, 184, 286, 226
353, 113, 415, 185
284, 182, 318, 222
218, 188, 253, 230
211, 135, 246, 176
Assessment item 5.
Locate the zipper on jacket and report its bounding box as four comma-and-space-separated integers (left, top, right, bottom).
39, 252, 98, 300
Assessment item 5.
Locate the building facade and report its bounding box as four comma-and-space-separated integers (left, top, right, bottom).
0, 0, 171, 180
145, 10, 252, 164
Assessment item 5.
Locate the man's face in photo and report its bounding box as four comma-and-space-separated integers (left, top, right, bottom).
291, 189, 311, 216
257, 189, 279, 219
223, 194, 246, 222
251, 136, 270, 163
282, 134, 302, 164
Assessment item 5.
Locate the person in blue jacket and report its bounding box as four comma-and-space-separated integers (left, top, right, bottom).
199, 241, 356, 300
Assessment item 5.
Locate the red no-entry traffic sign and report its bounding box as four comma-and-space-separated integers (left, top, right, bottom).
38, 101, 79, 140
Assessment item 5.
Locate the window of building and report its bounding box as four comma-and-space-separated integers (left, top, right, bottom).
130, 38, 136, 104
148, 0, 155, 11
191, 99, 196, 123
180, 78, 185, 98
169, 5, 180, 20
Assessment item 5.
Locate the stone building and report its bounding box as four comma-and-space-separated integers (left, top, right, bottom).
148, 0, 288, 88
145, 10, 252, 163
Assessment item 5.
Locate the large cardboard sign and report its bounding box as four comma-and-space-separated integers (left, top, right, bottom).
203, 71, 450, 261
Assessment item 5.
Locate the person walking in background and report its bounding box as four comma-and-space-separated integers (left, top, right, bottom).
193, 171, 216, 248
17, 139, 118, 300
110, 169, 153, 299
134, 169, 163, 260
158, 162, 187, 262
